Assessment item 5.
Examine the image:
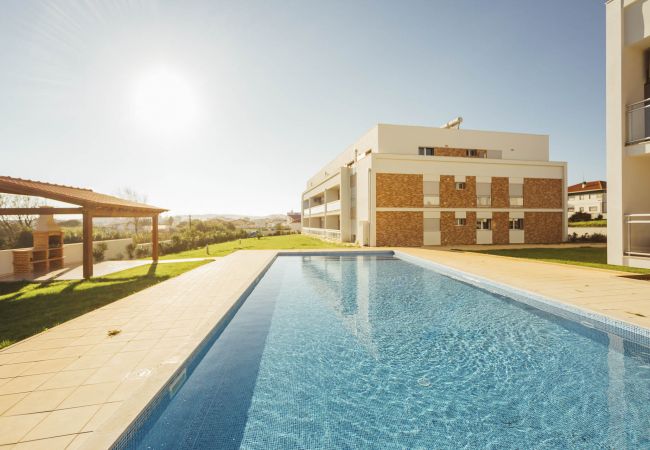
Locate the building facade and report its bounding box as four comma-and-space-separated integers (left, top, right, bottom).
567, 181, 607, 219
301, 124, 567, 247
606, 0, 650, 268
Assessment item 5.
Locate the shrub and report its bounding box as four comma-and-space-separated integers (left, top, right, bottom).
569, 212, 592, 222
135, 245, 151, 258
93, 242, 108, 262
568, 232, 607, 243
126, 243, 135, 260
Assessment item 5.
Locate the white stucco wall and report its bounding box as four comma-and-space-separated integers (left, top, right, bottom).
377, 124, 549, 162
0, 238, 132, 277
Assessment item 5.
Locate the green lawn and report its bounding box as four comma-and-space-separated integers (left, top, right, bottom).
568, 220, 607, 227
159, 234, 352, 259
471, 246, 650, 274
0, 260, 211, 349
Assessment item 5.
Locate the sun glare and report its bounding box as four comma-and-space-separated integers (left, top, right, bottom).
131, 66, 199, 137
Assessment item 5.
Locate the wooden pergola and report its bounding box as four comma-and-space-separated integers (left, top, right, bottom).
0, 176, 167, 279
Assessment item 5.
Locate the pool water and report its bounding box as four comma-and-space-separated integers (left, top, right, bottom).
131, 255, 650, 449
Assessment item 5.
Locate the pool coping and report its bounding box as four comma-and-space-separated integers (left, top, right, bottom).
89, 249, 650, 449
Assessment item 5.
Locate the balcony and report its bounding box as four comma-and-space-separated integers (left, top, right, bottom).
625, 214, 650, 257
627, 98, 650, 145
477, 196, 491, 207
310, 204, 325, 215
326, 200, 341, 213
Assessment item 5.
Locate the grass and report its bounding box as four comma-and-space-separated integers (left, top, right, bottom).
0, 260, 211, 350
568, 220, 607, 227
159, 234, 352, 259
470, 246, 650, 274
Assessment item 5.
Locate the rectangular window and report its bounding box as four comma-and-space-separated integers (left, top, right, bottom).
423, 181, 440, 207
509, 183, 523, 207
589, 206, 597, 212
568, 207, 575, 212
476, 182, 491, 206
476, 218, 492, 230
418, 147, 434, 156
424, 218, 440, 232
466, 149, 479, 157
455, 218, 466, 226
509, 218, 524, 230
455, 182, 466, 190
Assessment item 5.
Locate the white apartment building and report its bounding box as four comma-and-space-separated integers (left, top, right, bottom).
302, 123, 567, 247
606, 0, 650, 268
567, 181, 607, 219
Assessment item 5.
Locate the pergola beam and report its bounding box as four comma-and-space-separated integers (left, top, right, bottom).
0, 207, 83, 215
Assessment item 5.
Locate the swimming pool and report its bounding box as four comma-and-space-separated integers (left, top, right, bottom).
125, 254, 650, 449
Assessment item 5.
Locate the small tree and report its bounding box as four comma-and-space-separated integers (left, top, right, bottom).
117, 188, 148, 234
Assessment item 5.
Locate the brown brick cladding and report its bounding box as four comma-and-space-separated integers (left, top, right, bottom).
440, 212, 477, 246
376, 173, 423, 208
440, 176, 477, 208
376, 211, 423, 247
492, 212, 509, 244
433, 148, 487, 158
524, 212, 563, 243
523, 178, 563, 209
491, 177, 509, 208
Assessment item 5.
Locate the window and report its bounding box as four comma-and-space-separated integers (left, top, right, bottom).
589, 206, 597, 212
509, 218, 524, 230
509, 183, 523, 207
455, 182, 466, 190
476, 182, 491, 206
418, 147, 434, 156
423, 181, 440, 207
424, 218, 440, 232
455, 218, 467, 226
568, 207, 575, 212
579, 207, 584, 212
467, 149, 479, 157
476, 218, 492, 230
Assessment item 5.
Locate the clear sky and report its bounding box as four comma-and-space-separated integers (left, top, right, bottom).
0, 0, 604, 216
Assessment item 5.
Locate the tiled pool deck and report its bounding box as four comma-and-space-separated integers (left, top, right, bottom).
0, 247, 649, 449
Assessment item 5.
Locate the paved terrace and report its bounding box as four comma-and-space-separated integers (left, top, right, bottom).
0, 247, 649, 449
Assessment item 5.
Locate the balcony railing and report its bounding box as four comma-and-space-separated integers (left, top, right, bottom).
627, 98, 650, 145
625, 214, 650, 257
477, 196, 491, 207
303, 227, 341, 241
326, 200, 341, 213
310, 204, 325, 214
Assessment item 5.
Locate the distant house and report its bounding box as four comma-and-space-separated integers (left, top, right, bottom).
286, 211, 302, 232
567, 181, 607, 219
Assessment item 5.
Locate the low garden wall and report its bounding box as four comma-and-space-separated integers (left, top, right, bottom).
568, 227, 607, 236
0, 238, 132, 277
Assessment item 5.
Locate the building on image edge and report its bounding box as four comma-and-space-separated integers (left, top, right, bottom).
301, 123, 568, 247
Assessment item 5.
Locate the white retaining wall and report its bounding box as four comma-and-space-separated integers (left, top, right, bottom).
0, 238, 132, 277
568, 227, 607, 236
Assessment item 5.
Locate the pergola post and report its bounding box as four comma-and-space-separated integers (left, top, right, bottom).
82, 211, 93, 279
151, 214, 159, 262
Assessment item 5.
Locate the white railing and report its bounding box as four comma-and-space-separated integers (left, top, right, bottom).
510, 196, 524, 207
627, 98, 650, 145
303, 227, 342, 241
424, 196, 440, 207
625, 213, 650, 257
326, 200, 341, 213
477, 195, 491, 207
310, 204, 325, 214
